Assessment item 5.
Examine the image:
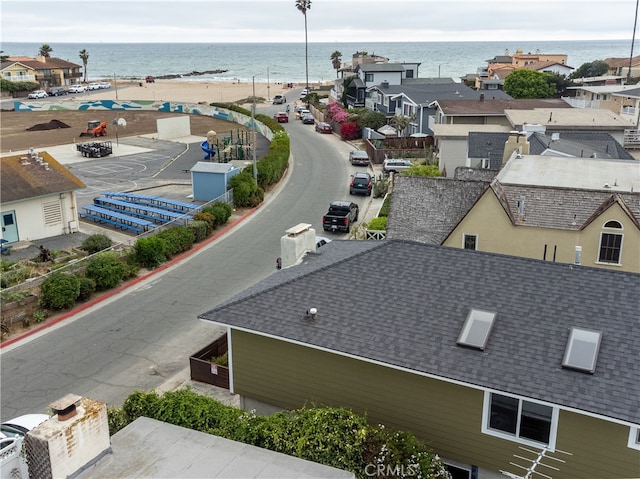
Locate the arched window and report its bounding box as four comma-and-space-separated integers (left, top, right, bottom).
598, 220, 623, 264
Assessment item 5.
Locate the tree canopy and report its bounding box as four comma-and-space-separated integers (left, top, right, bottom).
504, 69, 556, 99
38, 44, 53, 57
569, 60, 609, 80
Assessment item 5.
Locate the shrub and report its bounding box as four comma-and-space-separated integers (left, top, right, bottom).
39, 272, 80, 310
192, 212, 215, 235
77, 276, 96, 301
112, 390, 450, 478
133, 236, 168, 268
340, 122, 361, 141
367, 217, 387, 230
230, 171, 263, 207
81, 234, 113, 254
156, 226, 195, 257
85, 252, 126, 290
203, 202, 233, 227
378, 194, 391, 217
188, 220, 209, 242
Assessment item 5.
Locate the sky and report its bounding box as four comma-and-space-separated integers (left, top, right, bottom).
1, 0, 638, 44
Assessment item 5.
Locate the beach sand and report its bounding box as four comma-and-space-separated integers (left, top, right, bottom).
86, 79, 303, 105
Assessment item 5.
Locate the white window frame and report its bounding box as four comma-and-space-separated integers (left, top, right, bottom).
596, 220, 623, 265
628, 427, 640, 451
482, 391, 559, 450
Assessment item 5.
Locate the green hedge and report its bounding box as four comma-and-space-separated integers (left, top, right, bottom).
85, 252, 127, 290
109, 389, 450, 479
39, 272, 80, 310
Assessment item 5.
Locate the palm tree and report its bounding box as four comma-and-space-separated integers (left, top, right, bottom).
79, 49, 89, 83
295, 0, 311, 91
330, 51, 342, 78
38, 44, 53, 58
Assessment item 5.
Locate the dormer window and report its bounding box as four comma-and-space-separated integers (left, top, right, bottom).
598, 220, 623, 265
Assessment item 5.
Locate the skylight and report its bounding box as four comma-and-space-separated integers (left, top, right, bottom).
457, 309, 496, 350
562, 328, 602, 373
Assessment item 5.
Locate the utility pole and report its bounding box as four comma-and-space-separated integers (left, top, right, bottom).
251, 76, 257, 182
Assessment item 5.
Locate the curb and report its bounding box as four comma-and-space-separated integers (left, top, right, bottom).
0, 207, 259, 349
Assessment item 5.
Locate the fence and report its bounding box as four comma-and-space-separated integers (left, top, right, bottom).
0, 190, 234, 295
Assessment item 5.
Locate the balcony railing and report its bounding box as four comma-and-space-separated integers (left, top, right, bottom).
3, 75, 36, 82
623, 129, 640, 148
561, 97, 601, 109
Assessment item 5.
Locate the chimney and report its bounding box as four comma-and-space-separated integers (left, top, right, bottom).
25, 395, 111, 479
35, 55, 47, 63
381, 80, 389, 89
502, 131, 530, 165
280, 223, 316, 268
479, 93, 485, 101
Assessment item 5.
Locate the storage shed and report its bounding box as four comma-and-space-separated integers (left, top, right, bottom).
191, 162, 240, 202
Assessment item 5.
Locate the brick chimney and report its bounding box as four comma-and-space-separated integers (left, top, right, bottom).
502, 131, 530, 165
25, 395, 111, 479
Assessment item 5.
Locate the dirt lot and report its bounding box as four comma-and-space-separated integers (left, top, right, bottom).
1, 110, 246, 153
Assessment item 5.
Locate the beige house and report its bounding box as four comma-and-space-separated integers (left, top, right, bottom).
1, 56, 83, 88
442, 155, 640, 273
604, 55, 640, 78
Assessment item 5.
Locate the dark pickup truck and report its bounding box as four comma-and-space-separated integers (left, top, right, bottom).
322, 201, 359, 233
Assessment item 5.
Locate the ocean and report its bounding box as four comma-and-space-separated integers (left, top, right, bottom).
2, 40, 634, 85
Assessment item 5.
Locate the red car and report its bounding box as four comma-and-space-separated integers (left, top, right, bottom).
315, 122, 332, 134
274, 112, 289, 123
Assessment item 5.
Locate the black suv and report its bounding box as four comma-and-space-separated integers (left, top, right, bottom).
349, 172, 372, 196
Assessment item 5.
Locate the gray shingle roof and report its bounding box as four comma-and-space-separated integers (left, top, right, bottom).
371, 83, 511, 104
493, 183, 640, 230
199, 240, 640, 425
386, 175, 489, 244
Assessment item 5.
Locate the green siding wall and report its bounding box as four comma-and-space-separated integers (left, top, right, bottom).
230, 331, 640, 478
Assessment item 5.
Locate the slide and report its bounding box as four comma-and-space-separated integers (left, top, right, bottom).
201, 140, 217, 160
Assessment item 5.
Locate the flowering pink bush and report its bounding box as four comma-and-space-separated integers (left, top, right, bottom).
326, 101, 349, 123
340, 122, 361, 140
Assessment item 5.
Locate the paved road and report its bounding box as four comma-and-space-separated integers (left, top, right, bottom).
0, 100, 372, 419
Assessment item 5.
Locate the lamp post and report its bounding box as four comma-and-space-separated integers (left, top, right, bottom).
267, 67, 270, 102
251, 75, 257, 182
438, 63, 447, 78
114, 72, 118, 101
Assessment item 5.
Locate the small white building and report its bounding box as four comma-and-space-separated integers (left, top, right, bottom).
0, 150, 85, 244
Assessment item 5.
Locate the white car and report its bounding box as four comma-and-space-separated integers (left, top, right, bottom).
99, 81, 111, 89
1, 414, 50, 439
69, 84, 87, 93
300, 88, 309, 99
87, 82, 101, 90
27, 90, 48, 99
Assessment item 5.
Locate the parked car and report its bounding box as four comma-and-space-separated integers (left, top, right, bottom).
273, 94, 287, 104
99, 81, 111, 89
273, 112, 289, 123
298, 109, 311, 119
1, 414, 50, 439
382, 158, 413, 174
315, 122, 332, 134
300, 88, 309, 99
322, 201, 359, 233
315, 236, 332, 249
48, 86, 68, 96
301, 114, 315, 125
87, 82, 101, 90
27, 90, 48, 99
145, 76, 155, 83
349, 172, 372, 196
349, 150, 369, 166
69, 84, 87, 93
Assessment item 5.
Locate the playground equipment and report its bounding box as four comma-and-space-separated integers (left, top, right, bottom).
79, 120, 108, 137
200, 129, 252, 162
